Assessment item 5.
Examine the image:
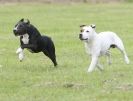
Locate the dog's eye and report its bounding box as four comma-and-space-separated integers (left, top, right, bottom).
86, 30, 89, 32
80, 30, 83, 32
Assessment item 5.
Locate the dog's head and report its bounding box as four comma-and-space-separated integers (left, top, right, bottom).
79, 24, 96, 41
13, 18, 30, 36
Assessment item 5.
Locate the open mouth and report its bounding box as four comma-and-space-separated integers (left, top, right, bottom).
13, 30, 25, 36
14, 32, 21, 36
79, 38, 88, 41
14, 33, 19, 36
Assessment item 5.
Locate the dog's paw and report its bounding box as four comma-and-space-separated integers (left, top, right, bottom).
19, 58, 23, 62
87, 68, 93, 73
16, 48, 23, 54
125, 56, 130, 64
125, 59, 130, 64
18, 52, 24, 61
108, 61, 112, 65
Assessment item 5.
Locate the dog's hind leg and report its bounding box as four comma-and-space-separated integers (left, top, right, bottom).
115, 38, 130, 64
106, 51, 112, 65
117, 47, 130, 64
42, 37, 58, 66
43, 50, 57, 67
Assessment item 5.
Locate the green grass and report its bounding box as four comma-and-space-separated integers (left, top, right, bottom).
0, 3, 133, 101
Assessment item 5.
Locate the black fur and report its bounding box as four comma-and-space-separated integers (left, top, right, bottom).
13, 19, 57, 66
110, 44, 116, 48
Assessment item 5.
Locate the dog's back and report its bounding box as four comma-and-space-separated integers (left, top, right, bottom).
39, 35, 54, 49
98, 31, 117, 41
98, 32, 120, 45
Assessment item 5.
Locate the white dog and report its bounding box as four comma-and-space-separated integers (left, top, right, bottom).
79, 24, 130, 73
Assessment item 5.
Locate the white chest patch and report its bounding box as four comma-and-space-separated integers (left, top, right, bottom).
22, 34, 29, 44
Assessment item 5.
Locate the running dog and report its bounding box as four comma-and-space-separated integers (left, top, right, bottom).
79, 24, 129, 72
13, 18, 57, 66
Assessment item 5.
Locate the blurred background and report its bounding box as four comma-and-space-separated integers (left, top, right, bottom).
0, 0, 133, 3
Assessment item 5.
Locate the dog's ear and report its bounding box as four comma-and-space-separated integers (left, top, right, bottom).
80, 25, 86, 28
90, 24, 96, 29
20, 18, 24, 22
26, 19, 30, 24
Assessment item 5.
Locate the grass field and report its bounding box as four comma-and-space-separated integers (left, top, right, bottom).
0, 3, 133, 101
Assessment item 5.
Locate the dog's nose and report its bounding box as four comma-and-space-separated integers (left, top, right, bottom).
13, 29, 18, 36
13, 29, 17, 33
79, 34, 82, 39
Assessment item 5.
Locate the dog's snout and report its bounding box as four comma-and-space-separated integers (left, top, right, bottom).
79, 34, 82, 39
13, 29, 17, 33
13, 29, 18, 36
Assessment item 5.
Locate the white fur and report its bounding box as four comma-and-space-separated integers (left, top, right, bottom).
16, 47, 23, 54
22, 34, 29, 44
16, 34, 29, 61
18, 52, 24, 61
16, 47, 24, 61
80, 25, 130, 73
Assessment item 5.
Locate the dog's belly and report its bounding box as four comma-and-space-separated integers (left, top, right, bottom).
27, 48, 41, 53
27, 49, 34, 53
100, 50, 108, 56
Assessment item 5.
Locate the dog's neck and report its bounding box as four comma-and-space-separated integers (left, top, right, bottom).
84, 31, 98, 55
26, 24, 41, 37
92, 30, 97, 38
87, 31, 98, 43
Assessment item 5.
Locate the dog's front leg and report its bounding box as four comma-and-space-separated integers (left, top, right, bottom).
16, 47, 23, 54
16, 47, 24, 61
88, 56, 98, 73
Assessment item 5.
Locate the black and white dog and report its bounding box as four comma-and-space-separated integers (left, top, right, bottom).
13, 18, 57, 66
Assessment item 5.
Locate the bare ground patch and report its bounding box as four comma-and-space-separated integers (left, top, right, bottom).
116, 84, 133, 91
32, 81, 89, 89
102, 73, 133, 92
